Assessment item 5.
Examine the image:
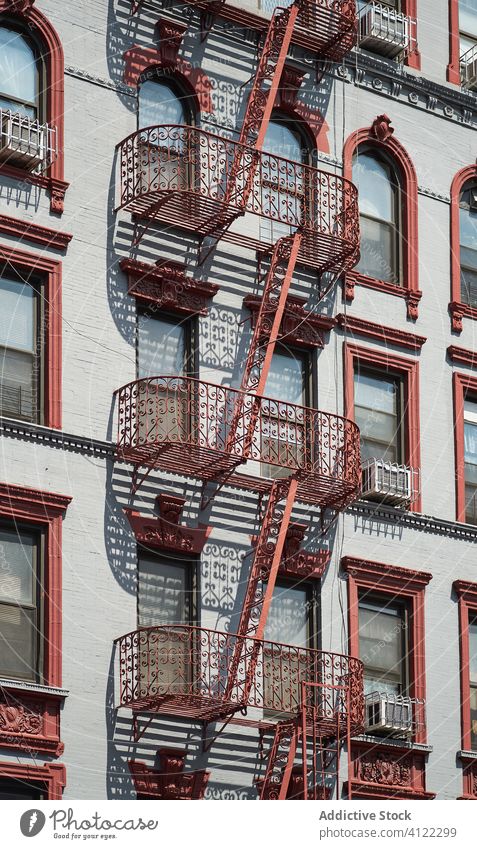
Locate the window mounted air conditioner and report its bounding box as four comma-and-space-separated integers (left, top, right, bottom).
0, 111, 47, 171
365, 692, 413, 735
361, 458, 412, 506
359, 3, 410, 59
461, 48, 477, 92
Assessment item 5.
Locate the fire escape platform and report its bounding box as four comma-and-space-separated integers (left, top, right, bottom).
115, 376, 361, 509
116, 126, 360, 274
131, 1, 357, 62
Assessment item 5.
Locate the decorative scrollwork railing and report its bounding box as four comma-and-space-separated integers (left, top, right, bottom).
116, 376, 361, 506
115, 624, 365, 733
116, 125, 360, 273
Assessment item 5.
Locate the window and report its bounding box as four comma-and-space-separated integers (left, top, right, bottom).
459, 183, 477, 307
464, 398, 477, 523
354, 368, 403, 463
0, 273, 42, 423
137, 312, 193, 379
261, 347, 310, 478
358, 594, 408, 696
0, 778, 45, 800
260, 116, 311, 243
460, 0, 477, 56
138, 79, 188, 130
0, 26, 39, 119
137, 551, 196, 697
0, 525, 43, 682
264, 580, 314, 715
352, 148, 400, 285
470, 616, 477, 749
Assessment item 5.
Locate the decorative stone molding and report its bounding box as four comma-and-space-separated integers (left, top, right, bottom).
129, 749, 209, 800
252, 521, 330, 580
448, 345, 477, 368
348, 741, 435, 799
343, 273, 422, 322
244, 293, 334, 349
0, 683, 65, 756
0, 214, 72, 251
274, 65, 329, 152
0, 760, 65, 800
124, 495, 211, 555
336, 314, 426, 352
370, 114, 394, 143
460, 759, 477, 799
123, 46, 214, 115
156, 19, 188, 68
120, 257, 219, 316
8, 0, 35, 14
48, 179, 69, 215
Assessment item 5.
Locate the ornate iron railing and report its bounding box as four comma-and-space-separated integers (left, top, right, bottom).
130, 1, 357, 61
116, 125, 360, 273
116, 376, 361, 506
115, 624, 365, 732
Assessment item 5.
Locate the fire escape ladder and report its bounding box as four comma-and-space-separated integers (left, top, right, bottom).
224, 2, 300, 211
226, 230, 303, 459
224, 475, 299, 705
299, 681, 348, 800
259, 719, 299, 800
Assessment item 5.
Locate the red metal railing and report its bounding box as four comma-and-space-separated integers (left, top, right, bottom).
116, 376, 361, 506
115, 624, 365, 733
116, 125, 360, 273
130, 1, 357, 61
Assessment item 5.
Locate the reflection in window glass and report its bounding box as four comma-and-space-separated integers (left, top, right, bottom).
0, 528, 40, 682
138, 315, 186, 379
0, 276, 39, 422
354, 370, 401, 463
464, 399, 477, 523
138, 556, 190, 626
0, 28, 37, 118
359, 598, 406, 696
353, 150, 399, 285
460, 185, 477, 307
138, 81, 186, 130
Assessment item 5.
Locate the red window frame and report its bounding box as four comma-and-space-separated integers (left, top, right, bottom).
453, 580, 477, 798
343, 121, 420, 320
0, 243, 62, 429
449, 165, 477, 333
0, 761, 65, 800
343, 342, 422, 512
452, 370, 477, 523
0, 482, 71, 758
343, 556, 432, 746
0, 1, 68, 213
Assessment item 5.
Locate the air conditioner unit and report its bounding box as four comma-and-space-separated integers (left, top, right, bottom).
365, 692, 413, 735
359, 3, 410, 59
361, 458, 412, 505
0, 112, 47, 171
461, 49, 477, 91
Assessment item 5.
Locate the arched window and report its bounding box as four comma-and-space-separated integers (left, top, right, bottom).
459, 181, 477, 307
0, 26, 40, 119
138, 79, 189, 130
352, 147, 400, 285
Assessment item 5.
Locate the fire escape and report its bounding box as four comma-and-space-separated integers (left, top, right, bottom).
115, 1, 364, 800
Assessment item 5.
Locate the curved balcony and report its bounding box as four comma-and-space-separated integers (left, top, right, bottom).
116, 125, 360, 274
130, 2, 357, 61
115, 625, 365, 734
115, 376, 361, 507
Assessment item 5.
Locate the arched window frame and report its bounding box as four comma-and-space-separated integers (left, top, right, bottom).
450, 165, 477, 333
343, 118, 420, 320
0, 2, 67, 214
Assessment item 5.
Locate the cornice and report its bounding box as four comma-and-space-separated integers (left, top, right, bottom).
0, 214, 72, 251
447, 345, 477, 368
348, 499, 477, 541
453, 579, 477, 601
342, 556, 433, 588
0, 417, 115, 457
336, 314, 426, 352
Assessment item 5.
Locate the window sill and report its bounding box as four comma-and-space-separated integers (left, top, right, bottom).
352, 734, 432, 753
344, 271, 422, 320
0, 677, 68, 699
449, 300, 477, 333
459, 750, 477, 761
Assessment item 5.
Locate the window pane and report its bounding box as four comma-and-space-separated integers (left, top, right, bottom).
0, 603, 37, 680
138, 557, 189, 627
355, 372, 397, 414
357, 216, 396, 283
0, 779, 45, 800
264, 350, 305, 405
0, 529, 36, 604
0, 348, 36, 420
359, 601, 405, 695
469, 621, 477, 683
139, 81, 186, 129
460, 0, 477, 36
353, 152, 395, 223
0, 28, 37, 116
354, 372, 400, 461
138, 316, 185, 378
263, 121, 302, 162
0, 277, 34, 352
265, 584, 309, 646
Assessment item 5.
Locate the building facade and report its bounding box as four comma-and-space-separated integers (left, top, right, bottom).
0, 0, 476, 801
